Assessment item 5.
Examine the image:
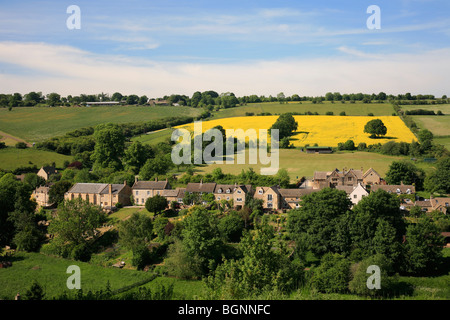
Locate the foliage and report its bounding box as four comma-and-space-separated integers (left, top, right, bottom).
310, 253, 351, 294
364, 119, 387, 138
286, 188, 352, 257
47, 198, 107, 261
385, 160, 426, 190
145, 194, 168, 215
424, 157, 450, 194
348, 254, 395, 297
91, 123, 125, 171
217, 211, 245, 243
48, 180, 73, 205
269, 113, 298, 140
119, 212, 153, 250
403, 217, 444, 275
24, 280, 46, 300
204, 222, 304, 299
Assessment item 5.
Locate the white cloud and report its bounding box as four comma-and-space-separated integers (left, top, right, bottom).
0, 41, 449, 97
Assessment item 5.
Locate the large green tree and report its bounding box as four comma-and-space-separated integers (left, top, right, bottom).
91, 123, 125, 171
287, 188, 352, 257
145, 194, 168, 215
47, 198, 107, 261
424, 157, 450, 194
403, 217, 444, 275
384, 160, 425, 190
269, 113, 298, 140
122, 141, 154, 174
364, 119, 387, 138
204, 222, 304, 299
119, 212, 153, 250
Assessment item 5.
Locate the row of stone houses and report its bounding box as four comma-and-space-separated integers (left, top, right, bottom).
31, 165, 446, 214
310, 167, 383, 189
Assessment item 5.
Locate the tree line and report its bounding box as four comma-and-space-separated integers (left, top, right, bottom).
1, 91, 449, 110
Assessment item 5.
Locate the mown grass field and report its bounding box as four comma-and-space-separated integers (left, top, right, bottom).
194, 149, 414, 180
400, 104, 450, 139
0, 105, 200, 143
131, 128, 173, 145
176, 115, 416, 147
0, 147, 73, 171
0, 252, 152, 300
213, 101, 396, 119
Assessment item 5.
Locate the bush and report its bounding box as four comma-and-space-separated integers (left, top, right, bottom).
325, 111, 334, 115
0, 142, 6, 149
311, 253, 351, 293
218, 212, 245, 243
15, 141, 28, 149
339, 111, 346, 116
348, 254, 396, 297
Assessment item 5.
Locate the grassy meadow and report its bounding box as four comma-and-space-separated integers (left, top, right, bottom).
0, 105, 200, 143
0, 147, 72, 171
194, 149, 415, 180
213, 101, 396, 119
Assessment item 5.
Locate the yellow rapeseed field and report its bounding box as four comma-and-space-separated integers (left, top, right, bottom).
175, 115, 416, 147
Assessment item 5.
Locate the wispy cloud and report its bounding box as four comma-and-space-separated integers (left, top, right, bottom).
0, 41, 449, 97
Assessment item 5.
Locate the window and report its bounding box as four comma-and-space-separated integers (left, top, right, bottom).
147, 191, 150, 195
353, 194, 357, 199
136, 191, 139, 196
237, 190, 242, 194
218, 189, 222, 193
141, 198, 144, 204
226, 197, 230, 200
268, 203, 273, 208
226, 189, 230, 193
396, 188, 401, 194
217, 197, 221, 200
236, 198, 242, 202
348, 177, 352, 181
157, 191, 160, 195
258, 189, 263, 194
406, 189, 411, 194
267, 194, 273, 201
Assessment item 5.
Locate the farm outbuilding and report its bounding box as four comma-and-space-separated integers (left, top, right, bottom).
305, 146, 333, 154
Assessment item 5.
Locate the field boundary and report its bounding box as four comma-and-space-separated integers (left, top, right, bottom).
0, 130, 31, 147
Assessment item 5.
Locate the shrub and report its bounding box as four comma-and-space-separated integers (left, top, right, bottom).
311, 253, 351, 294
348, 254, 396, 297
15, 141, 28, 149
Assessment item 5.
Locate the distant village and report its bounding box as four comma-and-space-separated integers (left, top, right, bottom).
30, 165, 450, 215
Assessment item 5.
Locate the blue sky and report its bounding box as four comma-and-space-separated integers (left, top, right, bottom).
0, 0, 449, 97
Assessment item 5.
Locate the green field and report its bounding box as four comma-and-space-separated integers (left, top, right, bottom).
0, 252, 152, 300
0, 105, 200, 143
434, 136, 450, 150
0, 147, 72, 171
213, 101, 396, 119
400, 104, 450, 140
194, 149, 415, 181
413, 115, 450, 136
131, 128, 173, 145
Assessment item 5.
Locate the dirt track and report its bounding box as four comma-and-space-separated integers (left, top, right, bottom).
0, 130, 32, 147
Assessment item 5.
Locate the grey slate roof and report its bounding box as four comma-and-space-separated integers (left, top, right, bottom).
186, 182, 217, 193
132, 180, 170, 190
68, 183, 109, 194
